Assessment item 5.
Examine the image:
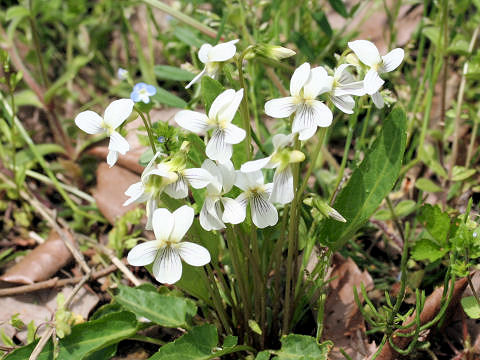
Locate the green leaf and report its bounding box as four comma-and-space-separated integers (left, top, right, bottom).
11, 90, 44, 109
148, 324, 218, 360
317, 107, 407, 250
155, 65, 195, 81
327, 0, 348, 18
45, 55, 93, 102
6, 6, 30, 21
5, 311, 137, 360
411, 238, 448, 262
223, 335, 238, 349
311, 11, 332, 37
174, 27, 204, 48
256, 351, 272, 360
418, 204, 451, 246
273, 335, 332, 359
374, 200, 416, 221
115, 285, 197, 327
15, 143, 66, 166
461, 296, 480, 319
422, 26, 442, 48
152, 87, 187, 108
415, 178, 442, 193
452, 166, 476, 181
201, 76, 224, 112
83, 344, 118, 360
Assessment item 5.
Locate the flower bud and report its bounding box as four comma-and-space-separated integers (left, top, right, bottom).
254, 44, 296, 61
314, 198, 347, 223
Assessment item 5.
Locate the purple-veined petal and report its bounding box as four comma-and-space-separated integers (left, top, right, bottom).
153, 246, 182, 284
264, 97, 296, 119
200, 197, 225, 231
164, 177, 189, 199
183, 168, 213, 189
331, 95, 355, 114
127, 240, 160, 266
251, 192, 278, 228
270, 167, 294, 204
206, 129, 232, 163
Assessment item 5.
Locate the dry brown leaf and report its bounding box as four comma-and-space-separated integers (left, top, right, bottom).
92, 163, 140, 224
0, 285, 98, 344
322, 253, 376, 360
0, 230, 73, 285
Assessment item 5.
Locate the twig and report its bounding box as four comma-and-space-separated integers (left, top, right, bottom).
0, 264, 118, 297
96, 244, 142, 287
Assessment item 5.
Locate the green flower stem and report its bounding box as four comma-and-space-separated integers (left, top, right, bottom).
282, 135, 300, 334
0, 93, 104, 223
237, 47, 254, 161
251, 227, 266, 346
128, 334, 165, 346
465, 106, 480, 167
205, 265, 233, 334
141, 0, 217, 39
136, 108, 157, 154
328, 107, 359, 204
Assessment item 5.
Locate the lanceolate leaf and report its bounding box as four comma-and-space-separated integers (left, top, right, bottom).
115, 285, 197, 327
4, 311, 138, 360
273, 334, 332, 359
317, 107, 407, 251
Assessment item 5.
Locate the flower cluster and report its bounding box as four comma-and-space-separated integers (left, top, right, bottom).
75, 39, 404, 283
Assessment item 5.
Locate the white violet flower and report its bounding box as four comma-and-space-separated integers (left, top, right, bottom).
127, 205, 211, 284
241, 134, 305, 205
325, 64, 365, 114
185, 39, 239, 89
175, 89, 246, 164
75, 99, 134, 167
265, 62, 333, 141
348, 40, 404, 108
124, 148, 212, 229
200, 159, 245, 231
235, 171, 278, 228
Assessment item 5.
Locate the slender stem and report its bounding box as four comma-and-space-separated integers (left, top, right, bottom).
141, 0, 217, 39
449, 25, 480, 178
136, 109, 157, 154
465, 107, 480, 167
205, 266, 233, 334
237, 47, 254, 161
127, 334, 165, 346
283, 135, 300, 334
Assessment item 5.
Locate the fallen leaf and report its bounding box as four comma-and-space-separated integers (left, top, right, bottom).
322, 253, 376, 359
0, 230, 73, 285
92, 163, 140, 224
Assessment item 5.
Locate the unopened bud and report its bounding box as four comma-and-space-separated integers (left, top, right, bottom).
345, 53, 360, 67
117, 68, 128, 80
254, 44, 296, 61
289, 150, 305, 164
314, 199, 346, 223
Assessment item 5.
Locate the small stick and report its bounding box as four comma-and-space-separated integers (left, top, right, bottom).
97, 244, 142, 287
0, 264, 118, 297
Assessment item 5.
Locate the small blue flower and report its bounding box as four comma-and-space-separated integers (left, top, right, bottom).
130, 83, 157, 104
157, 136, 166, 143
117, 68, 129, 80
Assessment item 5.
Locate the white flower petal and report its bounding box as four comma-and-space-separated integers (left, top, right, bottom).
170, 205, 194, 242
298, 127, 318, 141
198, 44, 213, 63
240, 155, 273, 173
348, 40, 381, 67
334, 81, 366, 96
292, 100, 332, 137
218, 89, 243, 124
206, 129, 232, 163
224, 123, 246, 144
218, 160, 235, 192
207, 40, 238, 62
123, 182, 147, 206
164, 177, 189, 199
142, 152, 163, 182
290, 62, 310, 96
251, 193, 278, 228
185, 68, 206, 89
270, 167, 294, 204
145, 197, 157, 230
174, 110, 209, 133
108, 131, 130, 154
371, 91, 385, 109
381, 48, 404, 72
334, 64, 353, 80
331, 95, 355, 114
364, 69, 385, 95
303, 66, 329, 98
152, 208, 174, 241
235, 170, 263, 191
183, 168, 213, 189
200, 198, 225, 231
153, 247, 182, 284
221, 197, 246, 224
127, 240, 160, 266
272, 133, 294, 150
264, 97, 296, 118
106, 150, 119, 167
179, 242, 211, 266
103, 99, 134, 129
75, 111, 104, 134
208, 89, 236, 120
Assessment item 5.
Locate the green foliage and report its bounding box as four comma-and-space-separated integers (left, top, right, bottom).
5, 311, 138, 360
108, 208, 145, 257
152, 87, 187, 108
317, 107, 407, 250
155, 65, 195, 81
272, 335, 332, 359
115, 285, 197, 327
461, 296, 480, 319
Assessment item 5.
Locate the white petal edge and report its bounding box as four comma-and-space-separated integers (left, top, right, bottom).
152, 208, 174, 241
123, 182, 147, 206
371, 91, 385, 109
185, 68, 206, 89
75, 111, 104, 134
178, 242, 211, 266
208, 89, 236, 120
174, 110, 209, 133
153, 247, 182, 284
364, 69, 384, 95
270, 167, 294, 204
164, 178, 189, 199
240, 156, 273, 173
109, 131, 130, 154
303, 66, 329, 99
224, 123, 246, 144
381, 48, 404, 73
218, 89, 243, 124
251, 193, 278, 228
103, 99, 134, 129
221, 197, 246, 224
107, 150, 119, 167
290, 62, 310, 96
127, 240, 160, 266
170, 205, 194, 242
198, 44, 213, 63
331, 95, 355, 114
207, 40, 238, 62
264, 97, 296, 119
348, 40, 381, 67
206, 129, 232, 164
183, 168, 213, 189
